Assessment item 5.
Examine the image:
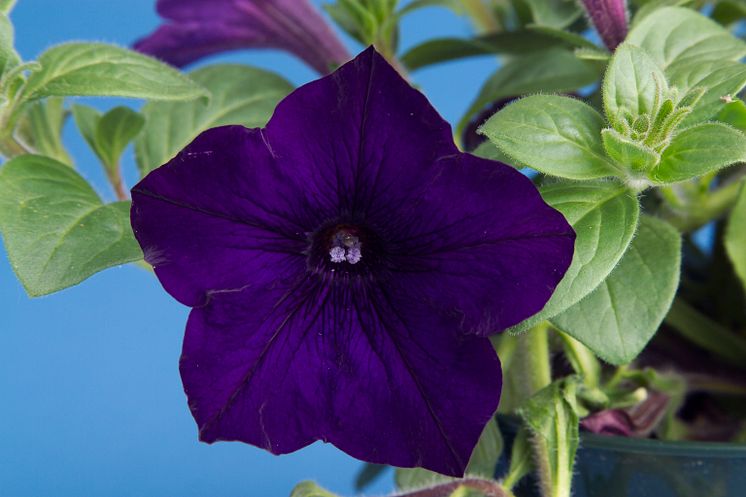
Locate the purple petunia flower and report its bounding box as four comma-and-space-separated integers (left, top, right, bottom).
134, 0, 350, 74
581, 0, 628, 51
130, 48, 575, 476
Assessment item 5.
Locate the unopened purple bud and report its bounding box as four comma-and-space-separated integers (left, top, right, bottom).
582, 0, 628, 51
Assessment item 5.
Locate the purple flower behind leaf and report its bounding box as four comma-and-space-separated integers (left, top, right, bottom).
130, 48, 575, 476
581, 0, 628, 51
134, 0, 350, 74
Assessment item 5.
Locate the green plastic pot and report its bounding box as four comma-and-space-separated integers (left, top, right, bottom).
498, 418, 746, 497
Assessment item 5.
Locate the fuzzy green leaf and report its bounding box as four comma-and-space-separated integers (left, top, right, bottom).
725, 184, 746, 292
668, 60, 746, 127
519, 378, 580, 497
603, 43, 667, 126
552, 215, 681, 365
17, 97, 72, 165
512, 182, 640, 332
652, 123, 746, 184
601, 128, 659, 172
626, 7, 746, 71
289, 482, 341, 497
461, 49, 598, 136
95, 106, 145, 170
480, 95, 618, 180
135, 64, 292, 175
0, 155, 142, 296
20, 42, 208, 102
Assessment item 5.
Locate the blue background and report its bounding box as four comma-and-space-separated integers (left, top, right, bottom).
0, 1, 496, 496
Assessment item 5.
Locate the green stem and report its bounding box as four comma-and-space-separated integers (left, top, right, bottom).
555, 329, 601, 388
661, 175, 745, 233
397, 478, 512, 497
521, 322, 552, 395
665, 297, 746, 368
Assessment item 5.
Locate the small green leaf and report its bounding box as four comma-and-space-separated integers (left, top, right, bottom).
289, 481, 341, 497
725, 184, 746, 291
526, 24, 601, 51
95, 106, 145, 170
71, 104, 101, 155
519, 378, 580, 497
135, 64, 292, 175
512, 182, 640, 332
667, 60, 746, 127
717, 99, 746, 132
552, 215, 681, 365
712, 0, 746, 26
400, 31, 562, 71
603, 44, 667, 126
460, 49, 599, 136
20, 42, 208, 102
500, 427, 533, 490
652, 123, 746, 184
626, 7, 746, 71
395, 417, 503, 488
16, 97, 72, 165
480, 95, 618, 180
601, 128, 659, 172
0, 155, 142, 296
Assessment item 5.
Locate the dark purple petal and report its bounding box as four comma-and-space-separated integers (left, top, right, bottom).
181, 280, 501, 476
131, 125, 329, 307
384, 153, 575, 335
134, 0, 350, 74
581, 0, 628, 51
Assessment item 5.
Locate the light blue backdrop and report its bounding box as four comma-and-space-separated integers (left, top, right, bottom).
0, 1, 497, 496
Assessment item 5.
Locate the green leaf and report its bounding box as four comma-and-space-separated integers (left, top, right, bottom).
0, 0, 16, 15
725, 184, 746, 291
72, 105, 144, 172
135, 64, 292, 175
289, 481, 341, 497
525, 0, 582, 28
500, 427, 533, 490
397, 0, 461, 16
460, 49, 599, 136
717, 99, 746, 132
652, 123, 746, 184
395, 418, 503, 488
480, 95, 618, 180
0, 155, 142, 296
601, 128, 659, 172
400, 31, 562, 71
20, 42, 208, 102
95, 106, 145, 170
71, 103, 101, 155
354, 463, 387, 491
519, 378, 580, 497
552, 215, 681, 365
0, 12, 19, 76
526, 24, 601, 51
626, 7, 746, 71
712, 0, 746, 26
667, 60, 746, 127
16, 97, 72, 165
512, 182, 640, 332
603, 44, 667, 126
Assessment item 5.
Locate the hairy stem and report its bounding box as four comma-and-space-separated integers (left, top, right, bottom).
398, 478, 513, 497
